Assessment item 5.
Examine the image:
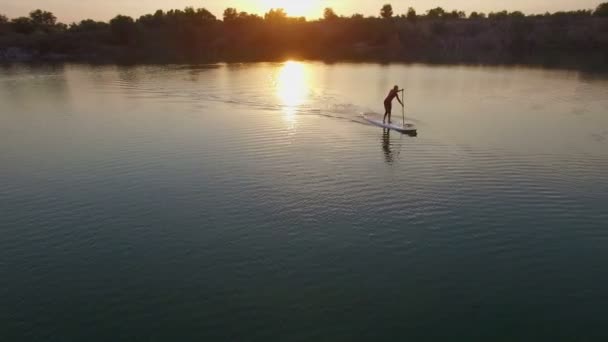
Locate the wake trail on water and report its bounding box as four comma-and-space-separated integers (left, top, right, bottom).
212, 93, 422, 127
186, 85, 419, 126
110, 75, 423, 127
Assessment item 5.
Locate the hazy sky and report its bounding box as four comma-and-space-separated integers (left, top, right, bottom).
0, 0, 602, 22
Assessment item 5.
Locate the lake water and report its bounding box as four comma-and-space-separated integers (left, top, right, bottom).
1, 62, 608, 341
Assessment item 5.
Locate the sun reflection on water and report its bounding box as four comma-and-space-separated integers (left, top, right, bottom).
276, 61, 310, 126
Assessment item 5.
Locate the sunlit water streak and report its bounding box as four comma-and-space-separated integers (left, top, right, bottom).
1, 62, 608, 341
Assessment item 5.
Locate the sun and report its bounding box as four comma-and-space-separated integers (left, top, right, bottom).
258, 0, 322, 18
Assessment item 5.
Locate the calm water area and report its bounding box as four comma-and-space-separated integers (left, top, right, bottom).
1, 62, 608, 341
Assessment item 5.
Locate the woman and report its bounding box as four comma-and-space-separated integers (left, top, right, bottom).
384, 85, 403, 124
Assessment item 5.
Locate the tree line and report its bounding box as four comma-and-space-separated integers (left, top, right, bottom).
1, 3, 607, 67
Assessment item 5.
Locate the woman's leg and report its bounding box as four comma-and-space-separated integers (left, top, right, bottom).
383, 102, 391, 122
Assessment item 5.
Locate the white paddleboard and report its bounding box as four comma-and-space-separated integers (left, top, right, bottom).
363, 114, 417, 133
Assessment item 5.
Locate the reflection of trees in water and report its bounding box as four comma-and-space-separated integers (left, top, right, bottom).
107, 64, 224, 101
0, 64, 69, 109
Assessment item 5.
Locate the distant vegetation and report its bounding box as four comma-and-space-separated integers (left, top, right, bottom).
1, 3, 607, 68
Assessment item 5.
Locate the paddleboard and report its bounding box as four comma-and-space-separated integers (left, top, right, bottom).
363, 114, 417, 133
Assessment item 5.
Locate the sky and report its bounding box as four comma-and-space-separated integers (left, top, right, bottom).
0, 0, 602, 23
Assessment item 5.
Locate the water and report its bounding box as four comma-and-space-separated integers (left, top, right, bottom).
1, 62, 608, 341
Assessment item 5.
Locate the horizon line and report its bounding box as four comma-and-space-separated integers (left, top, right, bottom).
2, 3, 603, 24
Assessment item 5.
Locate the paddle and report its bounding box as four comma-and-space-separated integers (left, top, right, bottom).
401, 89, 405, 126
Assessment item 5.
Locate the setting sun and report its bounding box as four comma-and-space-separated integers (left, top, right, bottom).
258, 0, 322, 18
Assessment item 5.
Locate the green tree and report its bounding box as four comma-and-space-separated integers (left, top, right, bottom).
223, 8, 238, 22
406, 7, 417, 21
380, 4, 393, 19
324, 7, 339, 21
594, 2, 608, 16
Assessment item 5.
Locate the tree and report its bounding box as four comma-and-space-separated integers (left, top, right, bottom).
109, 15, 136, 44
69, 19, 108, 32
11, 17, 35, 34
324, 7, 339, 21
237, 11, 263, 23
138, 14, 153, 26
469, 11, 486, 19
55, 23, 68, 32
488, 10, 508, 20
595, 2, 608, 16
154, 10, 165, 22
509, 11, 525, 18
29, 9, 56, 27
264, 8, 287, 22
138, 10, 165, 27
406, 7, 417, 21
351, 13, 364, 20
223, 8, 238, 22
380, 4, 393, 19
431, 21, 447, 35
197, 8, 216, 22
426, 7, 445, 19
444, 10, 466, 19
0, 14, 8, 34
560, 10, 592, 17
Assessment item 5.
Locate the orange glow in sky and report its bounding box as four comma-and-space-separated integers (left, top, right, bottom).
257, 0, 323, 17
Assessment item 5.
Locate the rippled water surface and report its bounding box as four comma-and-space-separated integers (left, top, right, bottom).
1, 62, 608, 341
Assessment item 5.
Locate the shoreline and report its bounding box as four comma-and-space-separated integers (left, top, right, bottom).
2, 49, 607, 73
